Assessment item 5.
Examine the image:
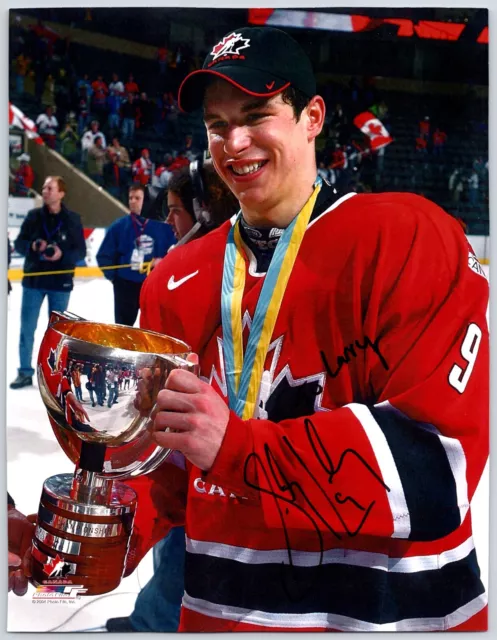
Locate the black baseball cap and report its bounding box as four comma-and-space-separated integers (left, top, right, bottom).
178, 26, 316, 113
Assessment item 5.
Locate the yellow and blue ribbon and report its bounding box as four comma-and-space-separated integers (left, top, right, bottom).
221, 178, 322, 420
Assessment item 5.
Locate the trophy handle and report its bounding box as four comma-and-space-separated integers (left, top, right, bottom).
122, 352, 199, 478
159, 352, 199, 376
49, 310, 87, 326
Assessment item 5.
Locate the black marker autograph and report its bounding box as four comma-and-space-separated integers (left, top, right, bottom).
244, 418, 390, 602
320, 335, 389, 379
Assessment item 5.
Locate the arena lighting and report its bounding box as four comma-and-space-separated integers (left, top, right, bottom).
248, 9, 488, 44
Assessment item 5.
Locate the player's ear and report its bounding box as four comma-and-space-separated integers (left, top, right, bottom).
305, 95, 326, 142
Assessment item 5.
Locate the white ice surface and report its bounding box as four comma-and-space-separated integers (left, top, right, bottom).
6, 278, 152, 632
6, 271, 490, 631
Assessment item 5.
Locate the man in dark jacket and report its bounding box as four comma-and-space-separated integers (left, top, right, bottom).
96, 184, 175, 327
10, 176, 86, 389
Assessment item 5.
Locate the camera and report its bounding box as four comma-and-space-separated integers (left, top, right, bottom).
34, 239, 57, 258
44, 245, 56, 258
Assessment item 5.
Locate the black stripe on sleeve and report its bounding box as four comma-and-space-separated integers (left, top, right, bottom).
369, 405, 460, 541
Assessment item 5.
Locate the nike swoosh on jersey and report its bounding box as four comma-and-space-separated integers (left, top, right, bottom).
167, 270, 199, 290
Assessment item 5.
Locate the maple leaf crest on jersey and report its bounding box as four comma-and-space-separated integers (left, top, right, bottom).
203, 311, 328, 421
211, 33, 250, 61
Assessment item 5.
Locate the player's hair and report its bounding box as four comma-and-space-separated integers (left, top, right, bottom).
129, 184, 146, 196
280, 86, 311, 122
46, 176, 67, 194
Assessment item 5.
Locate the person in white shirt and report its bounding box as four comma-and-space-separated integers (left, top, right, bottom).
106, 368, 119, 408
109, 72, 125, 97
36, 106, 59, 149
81, 120, 106, 165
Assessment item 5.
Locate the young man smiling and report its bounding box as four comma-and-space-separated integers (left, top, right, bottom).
132, 26, 489, 632
13, 27, 488, 633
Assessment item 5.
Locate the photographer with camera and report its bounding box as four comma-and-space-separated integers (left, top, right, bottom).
10, 176, 86, 390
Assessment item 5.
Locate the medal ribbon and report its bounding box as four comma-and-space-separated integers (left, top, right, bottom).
130, 214, 149, 247
221, 178, 322, 420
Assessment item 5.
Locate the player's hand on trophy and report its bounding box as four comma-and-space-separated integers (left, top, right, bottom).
151, 368, 230, 472
8, 505, 36, 596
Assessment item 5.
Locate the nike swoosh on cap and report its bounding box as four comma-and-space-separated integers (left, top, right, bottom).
167, 270, 199, 291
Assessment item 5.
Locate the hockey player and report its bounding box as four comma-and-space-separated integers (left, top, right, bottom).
130, 26, 489, 632
13, 27, 489, 633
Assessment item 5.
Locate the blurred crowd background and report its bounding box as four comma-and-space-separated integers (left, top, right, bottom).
8, 7, 488, 234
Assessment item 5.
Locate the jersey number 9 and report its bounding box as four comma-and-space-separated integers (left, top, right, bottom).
448, 323, 482, 394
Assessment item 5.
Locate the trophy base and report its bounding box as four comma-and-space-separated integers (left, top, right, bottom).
32, 474, 137, 596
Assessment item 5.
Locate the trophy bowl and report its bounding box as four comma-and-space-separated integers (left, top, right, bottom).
31, 311, 196, 595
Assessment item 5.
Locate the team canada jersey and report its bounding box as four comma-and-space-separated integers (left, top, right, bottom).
130, 187, 489, 632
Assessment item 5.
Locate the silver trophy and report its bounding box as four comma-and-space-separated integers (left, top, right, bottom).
31, 311, 196, 595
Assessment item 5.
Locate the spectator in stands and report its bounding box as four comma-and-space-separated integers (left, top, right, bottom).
14, 53, 30, 95
467, 170, 479, 206
125, 73, 139, 96
36, 106, 59, 149
77, 73, 93, 100
154, 154, 174, 189
41, 73, 55, 109
164, 92, 181, 144
415, 135, 427, 154
132, 148, 153, 186
109, 72, 125, 98
105, 151, 127, 202
54, 68, 71, 126
317, 160, 330, 183
108, 73, 125, 131
81, 120, 106, 165
13, 154, 34, 197
183, 134, 201, 162
10, 176, 86, 390
169, 150, 189, 173
121, 93, 138, 142
432, 127, 447, 156
91, 74, 109, 125
419, 115, 430, 140
59, 117, 80, 164
157, 44, 169, 76
449, 168, 464, 208
105, 137, 132, 202
331, 142, 346, 182
87, 136, 107, 186
76, 85, 91, 136
154, 92, 170, 136
108, 136, 131, 171
136, 92, 154, 130
24, 69, 36, 98
96, 184, 175, 327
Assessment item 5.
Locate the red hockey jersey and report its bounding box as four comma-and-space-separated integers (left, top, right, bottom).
131, 189, 489, 632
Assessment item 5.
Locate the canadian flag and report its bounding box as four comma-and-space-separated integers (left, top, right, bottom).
353, 111, 392, 151
9, 102, 44, 145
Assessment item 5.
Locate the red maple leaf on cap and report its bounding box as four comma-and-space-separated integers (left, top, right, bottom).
212, 34, 236, 57
43, 553, 65, 576
211, 33, 250, 60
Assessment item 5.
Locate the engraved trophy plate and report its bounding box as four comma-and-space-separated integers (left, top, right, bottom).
31, 312, 197, 595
